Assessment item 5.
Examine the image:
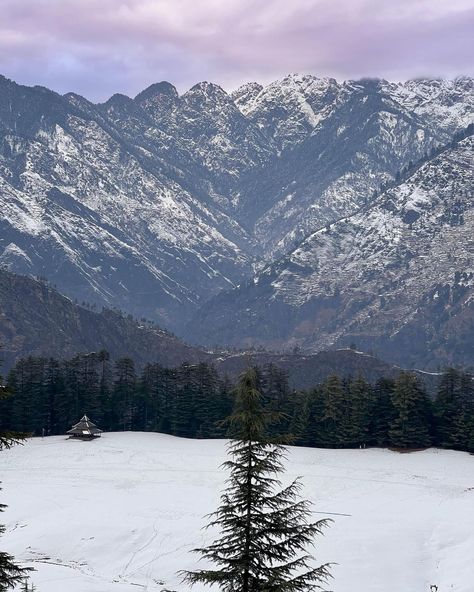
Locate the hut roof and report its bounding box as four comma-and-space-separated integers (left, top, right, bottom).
67, 415, 102, 436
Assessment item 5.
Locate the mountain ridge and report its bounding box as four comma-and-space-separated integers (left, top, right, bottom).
0, 73, 472, 355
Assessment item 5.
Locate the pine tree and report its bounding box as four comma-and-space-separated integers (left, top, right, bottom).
113, 358, 137, 431
171, 364, 195, 437
346, 376, 374, 447
288, 391, 311, 446
182, 368, 332, 592
0, 361, 33, 590
388, 373, 432, 448
434, 369, 474, 450
320, 375, 347, 447
434, 368, 461, 447
370, 378, 396, 447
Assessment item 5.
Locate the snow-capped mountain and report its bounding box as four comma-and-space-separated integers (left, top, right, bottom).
0, 73, 472, 339
0, 76, 256, 329
187, 128, 474, 368
234, 76, 470, 256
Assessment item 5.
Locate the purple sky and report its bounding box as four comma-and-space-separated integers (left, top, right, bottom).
1, 0, 473, 101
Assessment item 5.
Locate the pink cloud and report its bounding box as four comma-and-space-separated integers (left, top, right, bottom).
0, 0, 472, 100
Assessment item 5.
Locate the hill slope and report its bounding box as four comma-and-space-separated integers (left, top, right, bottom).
0, 268, 208, 369
187, 131, 474, 369
1, 269, 429, 388
3, 433, 474, 592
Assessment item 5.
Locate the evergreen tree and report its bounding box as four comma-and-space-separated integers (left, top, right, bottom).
370, 378, 396, 447
0, 361, 33, 590
193, 364, 224, 438
388, 373, 432, 448
138, 363, 162, 432
258, 364, 293, 437
434, 368, 461, 447
346, 376, 374, 447
298, 387, 325, 448
171, 364, 195, 437
288, 391, 311, 446
42, 358, 65, 436
97, 350, 112, 429
434, 369, 474, 450
320, 375, 348, 447
183, 368, 332, 592
113, 358, 137, 431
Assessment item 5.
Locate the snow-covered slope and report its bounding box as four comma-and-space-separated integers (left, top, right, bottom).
387, 77, 474, 135
0, 73, 472, 333
188, 130, 474, 368
2, 433, 473, 592
0, 76, 255, 330
232, 75, 474, 255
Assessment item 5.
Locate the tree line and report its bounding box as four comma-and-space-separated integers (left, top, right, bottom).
0, 352, 473, 452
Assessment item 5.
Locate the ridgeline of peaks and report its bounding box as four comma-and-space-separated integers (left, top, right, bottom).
0, 73, 473, 367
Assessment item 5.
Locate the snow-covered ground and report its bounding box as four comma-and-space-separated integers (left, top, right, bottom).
1, 433, 473, 592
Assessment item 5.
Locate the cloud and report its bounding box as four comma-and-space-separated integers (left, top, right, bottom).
0, 0, 472, 101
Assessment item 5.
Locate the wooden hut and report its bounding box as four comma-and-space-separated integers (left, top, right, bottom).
67, 415, 102, 440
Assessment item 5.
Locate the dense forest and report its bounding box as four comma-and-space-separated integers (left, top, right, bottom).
0, 352, 473, 452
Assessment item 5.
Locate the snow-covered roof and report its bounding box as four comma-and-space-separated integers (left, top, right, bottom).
67, 415, 102, 435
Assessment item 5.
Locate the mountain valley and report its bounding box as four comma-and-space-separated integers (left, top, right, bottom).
0, 73, 472, 367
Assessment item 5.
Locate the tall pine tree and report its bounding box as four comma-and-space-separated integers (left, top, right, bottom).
388, 373, 432, 448
183, 367, 332, 592
0, 360, 33, 590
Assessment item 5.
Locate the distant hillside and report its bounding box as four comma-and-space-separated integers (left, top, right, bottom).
0, 270, 443, 391
0, 268, 209, 370
213, 349, 441, 391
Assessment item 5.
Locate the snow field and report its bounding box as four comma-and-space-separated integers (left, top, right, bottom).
1, 433, 473, 592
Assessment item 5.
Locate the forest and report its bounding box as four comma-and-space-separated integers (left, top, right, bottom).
1, 352, 473, 452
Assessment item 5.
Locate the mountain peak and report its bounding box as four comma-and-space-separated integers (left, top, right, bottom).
103, 92, 133, 107
231, 82, 263, 110
185, 81, 228, 99
134, 81, 178, 103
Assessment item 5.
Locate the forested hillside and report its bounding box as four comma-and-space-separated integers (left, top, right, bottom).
1, 268, 428, 389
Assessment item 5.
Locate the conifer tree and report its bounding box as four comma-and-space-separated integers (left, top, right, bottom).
288, 391, 311, 446
298, 387, 325, 448
434, 369, 474, 450
434, 368, 461, 447
388, 373, 432, 448
320, 375, 347, 447
113, 358, 137, 430
0, 361, 33, 590
370, 378, 396, 447
347, 376, 374, 447
183, 368, 332, 592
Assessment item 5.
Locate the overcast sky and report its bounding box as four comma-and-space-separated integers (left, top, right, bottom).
1, 0, 473, 102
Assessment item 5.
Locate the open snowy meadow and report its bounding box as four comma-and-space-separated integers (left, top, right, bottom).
2, 433, 473, 592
